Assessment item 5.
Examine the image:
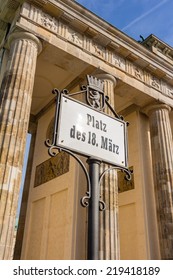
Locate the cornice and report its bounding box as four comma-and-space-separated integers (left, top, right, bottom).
1, 0, 173, 101
1, 0, 173, 75
46, 0, 173, 73
0, 0, 49, 24
142, 34, 173, 64
8, 2, 172, 106
0, 0, 50, 46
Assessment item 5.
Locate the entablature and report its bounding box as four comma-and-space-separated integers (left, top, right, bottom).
1, 1, 173, 109
1, 1, 173, 72
43, 1, 173, 74
142, 34, 173, 65
1, 1, 173, 74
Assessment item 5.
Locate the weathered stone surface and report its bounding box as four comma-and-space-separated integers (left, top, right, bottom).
96, 74, 120, 260
0, 31, 41, 259
0, 1, 23, 23
145, 103, 173, 259
13, 121, 37, 260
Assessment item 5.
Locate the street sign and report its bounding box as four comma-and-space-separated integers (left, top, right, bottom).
46, 76, 132, 260
56, 94, 128, 168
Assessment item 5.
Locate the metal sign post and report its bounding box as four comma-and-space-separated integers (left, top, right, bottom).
45, 75, 132, 260
87, 158, 101, 260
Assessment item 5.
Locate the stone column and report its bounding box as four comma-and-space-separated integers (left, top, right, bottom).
96, 74, 120, 260
144, 103, 173, 259
0, 32, 42, 259
13, 119, 37, 260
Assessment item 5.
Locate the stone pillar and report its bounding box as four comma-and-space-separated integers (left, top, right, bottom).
96, 74, 120, 259
0, 32, 42, 259
144, 103, 173, 259
13, 119, 37, 260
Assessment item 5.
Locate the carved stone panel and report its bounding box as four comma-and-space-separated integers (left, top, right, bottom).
150, 76, 161, 90
34, 152, 70, 187
91, 41, 105, 59
67, 29, 83, 47
40, 13, 58, 33
112, 53, 125, 70
133, 66, 144, 81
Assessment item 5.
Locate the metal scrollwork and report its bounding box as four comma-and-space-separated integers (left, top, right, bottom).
81, 191, 90, 208
45, 143, 60, 157
99, 165, 133, 186
99, 198, 106, 211
45, 75, 132, 212
61, 89, 69, 95
98, 166, 132, 210
45, 88, 91, 207
63, 149, 91, 208
45, 88, 61, 148
45, 139, 91, 207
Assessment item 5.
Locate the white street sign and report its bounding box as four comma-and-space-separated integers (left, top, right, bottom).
56, 95, 128, 168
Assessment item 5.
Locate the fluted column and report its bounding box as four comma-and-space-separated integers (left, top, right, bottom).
96, 74, 120, 260
13, 120, 37, 260
0, 32, 42, 259
144, 103, 173, 259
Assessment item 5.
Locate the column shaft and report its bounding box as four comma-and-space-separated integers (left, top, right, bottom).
0, 32, 41, 259
97, 74, 120, 260
13, 120, 37, 260
147, 104, 173, 259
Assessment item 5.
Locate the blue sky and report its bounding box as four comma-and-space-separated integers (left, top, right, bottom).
75, 0, 173, 46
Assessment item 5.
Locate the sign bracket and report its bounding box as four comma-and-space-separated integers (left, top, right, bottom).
45, 75, 132, 260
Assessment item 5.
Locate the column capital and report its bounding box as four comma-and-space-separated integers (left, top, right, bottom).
143, 102, 171, 117
95, 73, 117, 88
8, 31, 42, 55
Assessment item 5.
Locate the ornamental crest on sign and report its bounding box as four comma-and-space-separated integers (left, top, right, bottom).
86, 75, 105, 110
